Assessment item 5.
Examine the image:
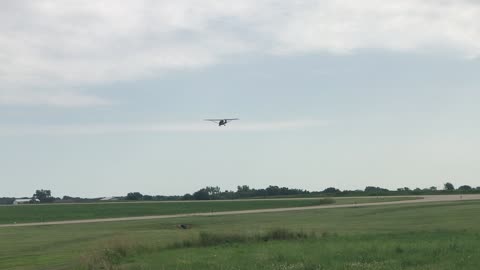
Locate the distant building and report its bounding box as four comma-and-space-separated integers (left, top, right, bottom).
12, 198, 39, 205
100, 197, 119, 201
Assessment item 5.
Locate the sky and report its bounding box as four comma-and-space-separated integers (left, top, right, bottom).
1, 0, 480, 197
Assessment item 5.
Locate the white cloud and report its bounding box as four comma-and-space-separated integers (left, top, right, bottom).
267, 0, 480, 56
1, 0, 479, 106
0, 90, 111, 107
0, 120, 327, 136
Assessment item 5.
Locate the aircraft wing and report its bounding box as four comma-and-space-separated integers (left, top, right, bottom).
204, 118, 239, 121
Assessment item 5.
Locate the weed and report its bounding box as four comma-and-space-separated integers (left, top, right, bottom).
79, 237, 142, 270
167, 228, 315, 249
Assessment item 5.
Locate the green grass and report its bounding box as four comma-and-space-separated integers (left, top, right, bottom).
6, 229, 478, 270
127, 232, 480, 270
0, 197, 412, 224
1, 198, 477, 270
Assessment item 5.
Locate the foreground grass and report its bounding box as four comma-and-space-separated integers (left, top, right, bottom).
0, 197, 412, 224
122, 231, 480, 270
1, 198, 478, 270
79, 228, 315, 269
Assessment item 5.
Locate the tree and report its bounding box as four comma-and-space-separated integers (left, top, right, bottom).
323, 187, 340, 194
396, 187, 412, 192
458, 185, 472, 192
429, 186, 437, 191
205, 186, 221, 198
33, 189, 54, 203
193, 189, 210, 200
444, 182, 455, 191
0, 197, 15, 205
364, 186, 389, 193
237, 185, 251, 193
126, 192, 143, 200
412, 188, 422, 195
266, 185, 280, 196
182, 193, 194, 200
143, 195, 153, 201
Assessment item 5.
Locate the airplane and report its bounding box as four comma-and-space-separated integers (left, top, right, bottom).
204, 118, 239, 126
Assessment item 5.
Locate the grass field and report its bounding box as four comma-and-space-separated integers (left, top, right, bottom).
129, 231, 480, 270
1, 198, 479, 269
0, 197, 413, 224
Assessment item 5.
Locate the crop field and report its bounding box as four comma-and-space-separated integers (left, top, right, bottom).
0, 197, 413, 224
1, 198, 479, 269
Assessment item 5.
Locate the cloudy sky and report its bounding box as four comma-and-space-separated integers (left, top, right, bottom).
1, 0, 479, 197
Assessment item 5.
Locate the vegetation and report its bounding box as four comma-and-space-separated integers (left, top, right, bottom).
125, 192, 143, 201
33, 189, 55, 203
1, 199, 480, 269
0, 197, 419, 225
170, 228, 313, 249
143, 183, 480, 201
3, 182, 480, 205
80, 228, 315, 270
1, 197, 396, 224
444, 182, 455, 191
0, 197, 15, 205
128, 231, 480, 270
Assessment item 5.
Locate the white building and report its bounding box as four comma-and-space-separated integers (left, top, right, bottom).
12, 198, 39, 205
100, 197, 119, 201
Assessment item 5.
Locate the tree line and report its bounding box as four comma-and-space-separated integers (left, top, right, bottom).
1, 182, 479, 204
125, 182, 480, 201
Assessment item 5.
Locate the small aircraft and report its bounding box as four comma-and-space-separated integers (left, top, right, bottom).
204, 118, 239, 126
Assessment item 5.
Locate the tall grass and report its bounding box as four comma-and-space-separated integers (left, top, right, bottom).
168, 228, 316, 249
78, 228, 316, 269
78, 237, 151, 270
